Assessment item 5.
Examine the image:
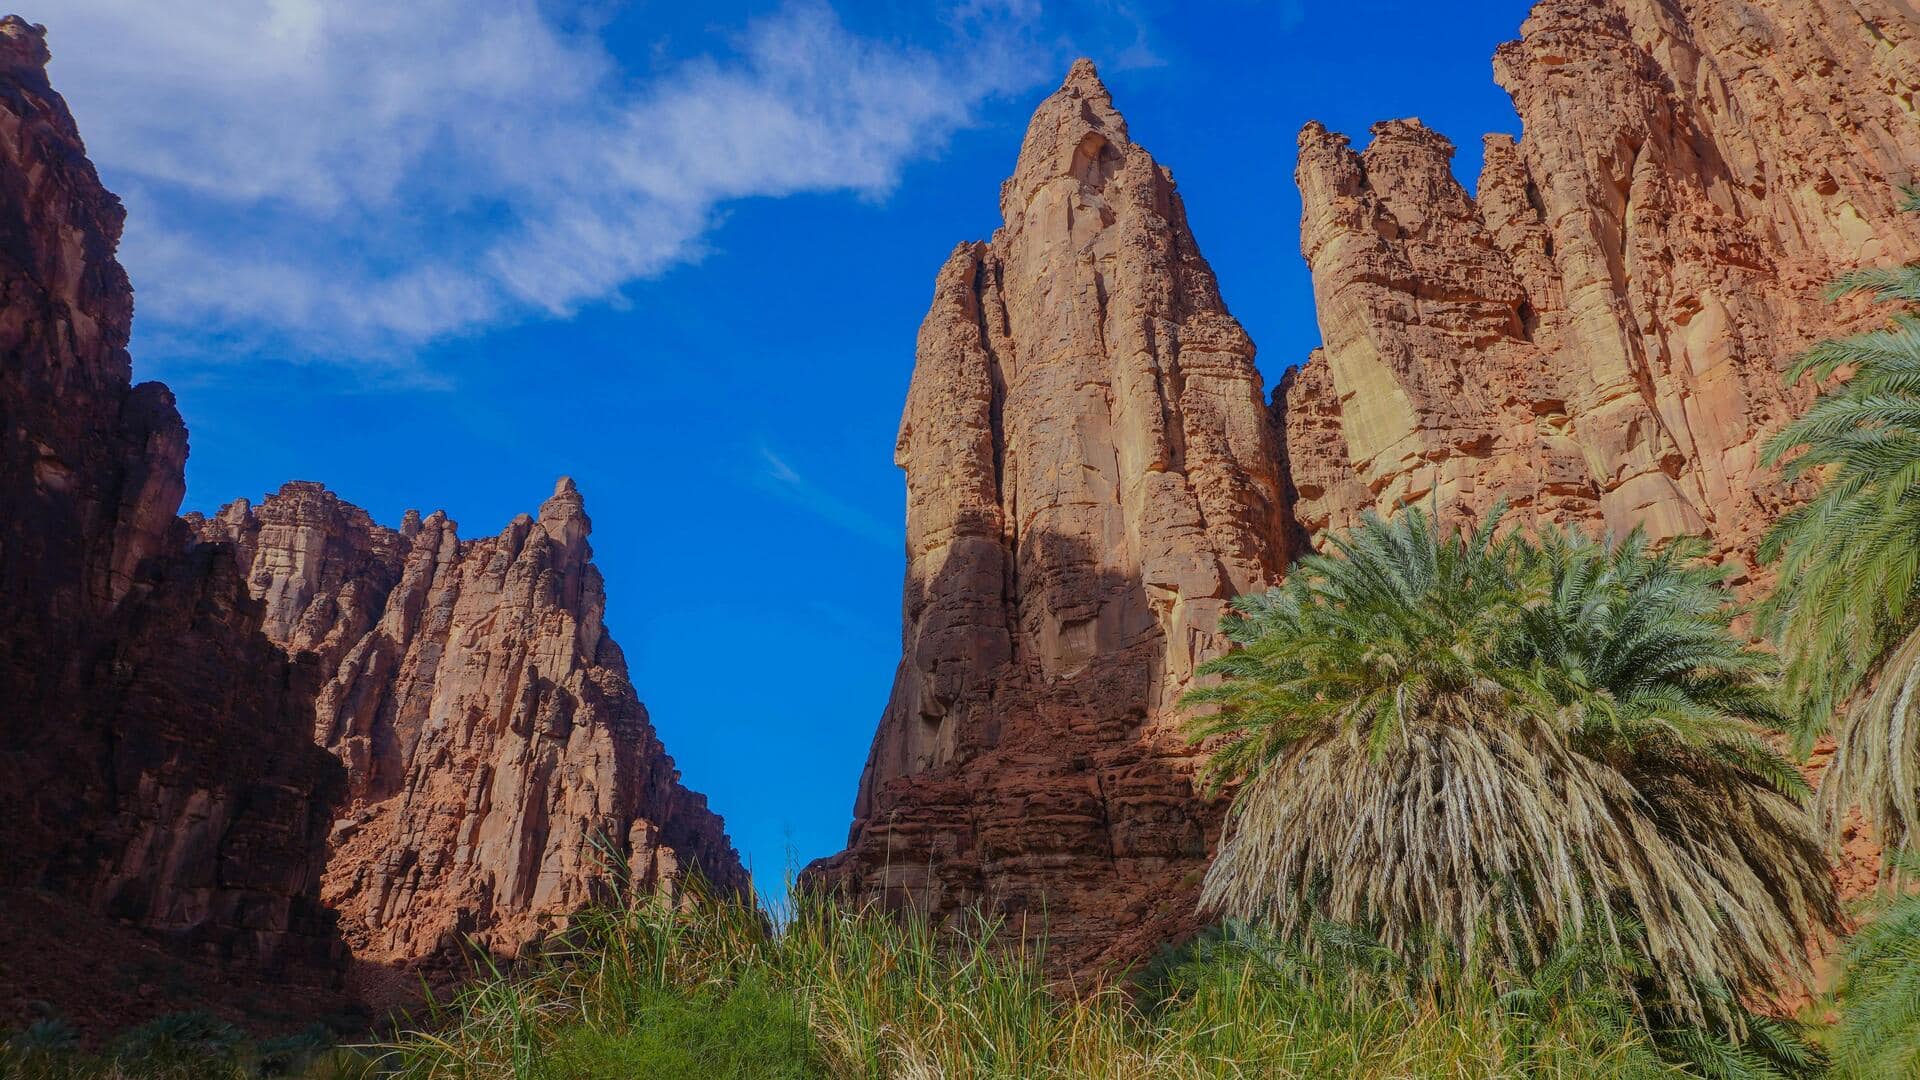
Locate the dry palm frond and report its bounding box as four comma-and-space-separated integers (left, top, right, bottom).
1817, 623, 1920, 856
1188, 507, 1838, 1028
1759, 212, 1920, 851
1204, 702, 1832, 1027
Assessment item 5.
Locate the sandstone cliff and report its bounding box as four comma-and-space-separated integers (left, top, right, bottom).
821, 0, 1920, 970
1, 13, 742, 1029
1278, 0, 1920, 941
0, 11, 343, 986
192, 480, 747, 968
808, 60, 1292, 968
1286, 0, 1920, 577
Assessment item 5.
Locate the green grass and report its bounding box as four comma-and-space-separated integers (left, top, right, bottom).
364, 886, 1708, 1080
529, 979, 818, 1079
8, 884, 1847, 1079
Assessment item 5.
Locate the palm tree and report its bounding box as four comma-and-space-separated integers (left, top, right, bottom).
1185, 507, 1837, 1024
1760, 190, 1920, 852
1830, 851, 1920, 1077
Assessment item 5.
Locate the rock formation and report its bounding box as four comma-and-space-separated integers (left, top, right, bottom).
192, 480, 746, 968
0, 12, 343, 983
1, 14, 741, 1028
807, 60, 1293, 968
1286, 0, 1920, 578
820, 0, 1920, 970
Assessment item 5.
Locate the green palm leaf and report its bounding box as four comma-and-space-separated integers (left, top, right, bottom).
1186, 508, 1837, 1031
1760, 238, 1920, 853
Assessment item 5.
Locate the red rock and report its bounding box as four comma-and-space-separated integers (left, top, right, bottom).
806, 59, 1293, 971
1286, 0, 1920, 564
0, 12, 345, 1014
1, 15, 740, 1029
196, 479, 746, 972
821, 0, 1920, 973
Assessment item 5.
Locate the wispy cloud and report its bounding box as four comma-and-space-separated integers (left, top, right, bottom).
754, 445, 896, 546
41, 1, 1054, 364
760, 448, 804, 487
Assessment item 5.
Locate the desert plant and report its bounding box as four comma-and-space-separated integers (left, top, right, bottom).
1185, 507, 1837, 1028
1761, 189, 1920, 853
380, 880, 1688, 1079
1828, 851, 1920, 1077
103, 1011, 249, 1078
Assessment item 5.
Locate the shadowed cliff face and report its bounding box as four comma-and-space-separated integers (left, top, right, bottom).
807, 60, 1294, 971
1286, 0, 1920, 580
193, 479, 748, 971
0, 13, 742, 1027
0, 12, 345, 988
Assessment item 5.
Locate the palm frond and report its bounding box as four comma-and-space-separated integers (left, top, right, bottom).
1762, 226, 1920, 849
1184, 509, 1837, 1030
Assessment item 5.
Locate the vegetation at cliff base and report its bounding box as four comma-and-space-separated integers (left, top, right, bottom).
1758, 189, 1920, 1076
1761, 189, 1920, 857
15, 877, 1868, 1079
1185, 506, 1837, 1038
373, 885, 1724, 1080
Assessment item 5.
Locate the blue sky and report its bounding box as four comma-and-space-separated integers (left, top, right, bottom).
43, 0, 1533, 892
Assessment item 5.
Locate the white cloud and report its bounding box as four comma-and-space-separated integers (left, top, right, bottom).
36, 1, 1045, 362
755, 444, 895, 545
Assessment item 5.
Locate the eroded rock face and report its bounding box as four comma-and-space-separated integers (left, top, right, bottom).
194, 480, 747, 966
821, 0, 1920, 972
1285, 0, 1920, 578
0, 15, 737, 1025
0, 13, 343, 981
807, 60, 1293, 969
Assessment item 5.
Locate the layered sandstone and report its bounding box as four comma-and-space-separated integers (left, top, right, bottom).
821, 0, 1920, 971
0, 11, 342, 988
193, 480, 746, 966
808, 60, 1293, 968
1285, 0, 1920, 578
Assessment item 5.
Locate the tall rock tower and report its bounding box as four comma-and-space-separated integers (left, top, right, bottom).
809, 61, 1292, 968
821, 0, 1920, 971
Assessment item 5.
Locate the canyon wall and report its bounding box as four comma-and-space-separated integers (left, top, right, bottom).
820, 0, 1920, 970
1286, 0, 1920, 577
808, 60, 1293, 968
192, 480, 746, 968
0, 14, 742, 1026
0, 14, 343, 977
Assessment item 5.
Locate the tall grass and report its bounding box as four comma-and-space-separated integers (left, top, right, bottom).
371, 882, 1698, 1080
6, 879, 1842, 1078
